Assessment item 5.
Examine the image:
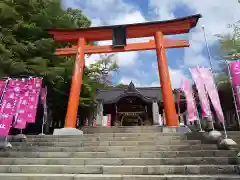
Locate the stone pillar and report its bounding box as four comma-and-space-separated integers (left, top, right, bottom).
152, 101, 159, 125
96, 102, 103, 126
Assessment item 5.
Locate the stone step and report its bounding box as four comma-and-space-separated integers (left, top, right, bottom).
10, 140, 203, 147
221, 131, 240, 134
12, 138, 202, 143
83, 130, 171, 134
7, 144, 218, 152
0, 150, 237, 158
11, 136, 200, 142
0, 174, 240, 180
0, 157, 237, 166
9, 132, 199, 138
0, 165, 239, 175
82, 126, 190, 134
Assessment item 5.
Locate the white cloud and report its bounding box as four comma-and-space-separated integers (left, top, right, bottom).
169, 68, 187, 88
149, 81, 160, 87
119, 77, 140, 86
63, 0, 240, 87
91, 18, 103, 27
115, 52, 138, 67
85, 54, 100, 66
119, 77, 160, 87
119, 67, 187, 89
109, 11, 146, 25
152, 62, 188, 88
62, 0, 148, 67
85, 52, 138, 68
149, 0, 240, 67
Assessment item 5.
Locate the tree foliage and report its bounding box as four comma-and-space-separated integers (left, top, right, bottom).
217, 21, 240, 60
0, 0, 118, 128
214, 21, 240, 113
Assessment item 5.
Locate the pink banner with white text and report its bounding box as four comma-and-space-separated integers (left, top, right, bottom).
198, 68, 225, 122
25, 78, 42, 123
13, 79, 29, 129
0, 79, 22, 136
229, 61, 240, 112
0, 80, 6, 96
189, 68, 211, 118
180, 79, 198, 122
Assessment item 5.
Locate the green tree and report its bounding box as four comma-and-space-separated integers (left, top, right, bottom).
217, 21, 240, 60
115, 84, 129, 88
215, 21, 240, 113
0, 0, 118, 130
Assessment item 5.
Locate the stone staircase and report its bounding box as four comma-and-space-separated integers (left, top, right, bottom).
0, 126, 240, 179
223, 131, 240, 143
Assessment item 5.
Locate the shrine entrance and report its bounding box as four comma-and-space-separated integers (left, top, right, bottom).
112, 82, 153, 126
48, 14, 201, 128
116, 96, 150, 126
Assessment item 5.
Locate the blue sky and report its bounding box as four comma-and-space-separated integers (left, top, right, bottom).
61, 0, 240, 88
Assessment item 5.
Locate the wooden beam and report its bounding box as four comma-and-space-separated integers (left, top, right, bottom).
55, 39, 189, 56
48, 14, 201, 42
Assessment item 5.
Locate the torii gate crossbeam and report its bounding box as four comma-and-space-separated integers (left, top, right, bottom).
48, 14, 202, 128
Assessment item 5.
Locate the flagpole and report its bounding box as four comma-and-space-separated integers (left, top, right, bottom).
191, 83, 204, 132
39, 86, 47, 135
40, 115, 45, 135
225, 60, 240, 129
0, 78, 12, 148
202, 25, 228, 139
177, 88, 181, 123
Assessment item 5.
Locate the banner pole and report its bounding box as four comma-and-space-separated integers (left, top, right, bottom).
177, 88, 181, 122
191, 84, 204, 132
204, 85, 215, 131
225, 60, 240, 130
39, 87, 47, 135
202, 25, 228, 138
0, 78, 12, 148
0, 78, 9, 103
40, 115, 45, 135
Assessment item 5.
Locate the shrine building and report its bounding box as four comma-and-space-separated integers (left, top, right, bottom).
95, 82, 186, 126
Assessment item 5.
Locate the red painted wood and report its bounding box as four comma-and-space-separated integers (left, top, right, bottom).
48, 14, 201, 42
55, 39, 189, 56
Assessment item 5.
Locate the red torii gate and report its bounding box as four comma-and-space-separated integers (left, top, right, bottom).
48, 14, 201, 128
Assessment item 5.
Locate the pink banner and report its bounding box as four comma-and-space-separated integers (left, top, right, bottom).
85, 118, 89, 127
229, 61, 240, 85
180, 79, 198, 122
198, 68, 225, 122
93, 118, 97, 127
13, 79, 29, 129
229, 61, 240, 111
190, 68, 211, 118
0, 80, 6, 96
0, 79, 22, 136
25, 78, 42, 123
107, 114, 111, 127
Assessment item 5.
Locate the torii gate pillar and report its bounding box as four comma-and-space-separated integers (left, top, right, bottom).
48, 14, 201, 129
155, 31, 178, 126
65, 38, 85, 128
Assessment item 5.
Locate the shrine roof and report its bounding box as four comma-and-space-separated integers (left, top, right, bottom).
48, 14, 202, 42
95, 82, 184, 104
